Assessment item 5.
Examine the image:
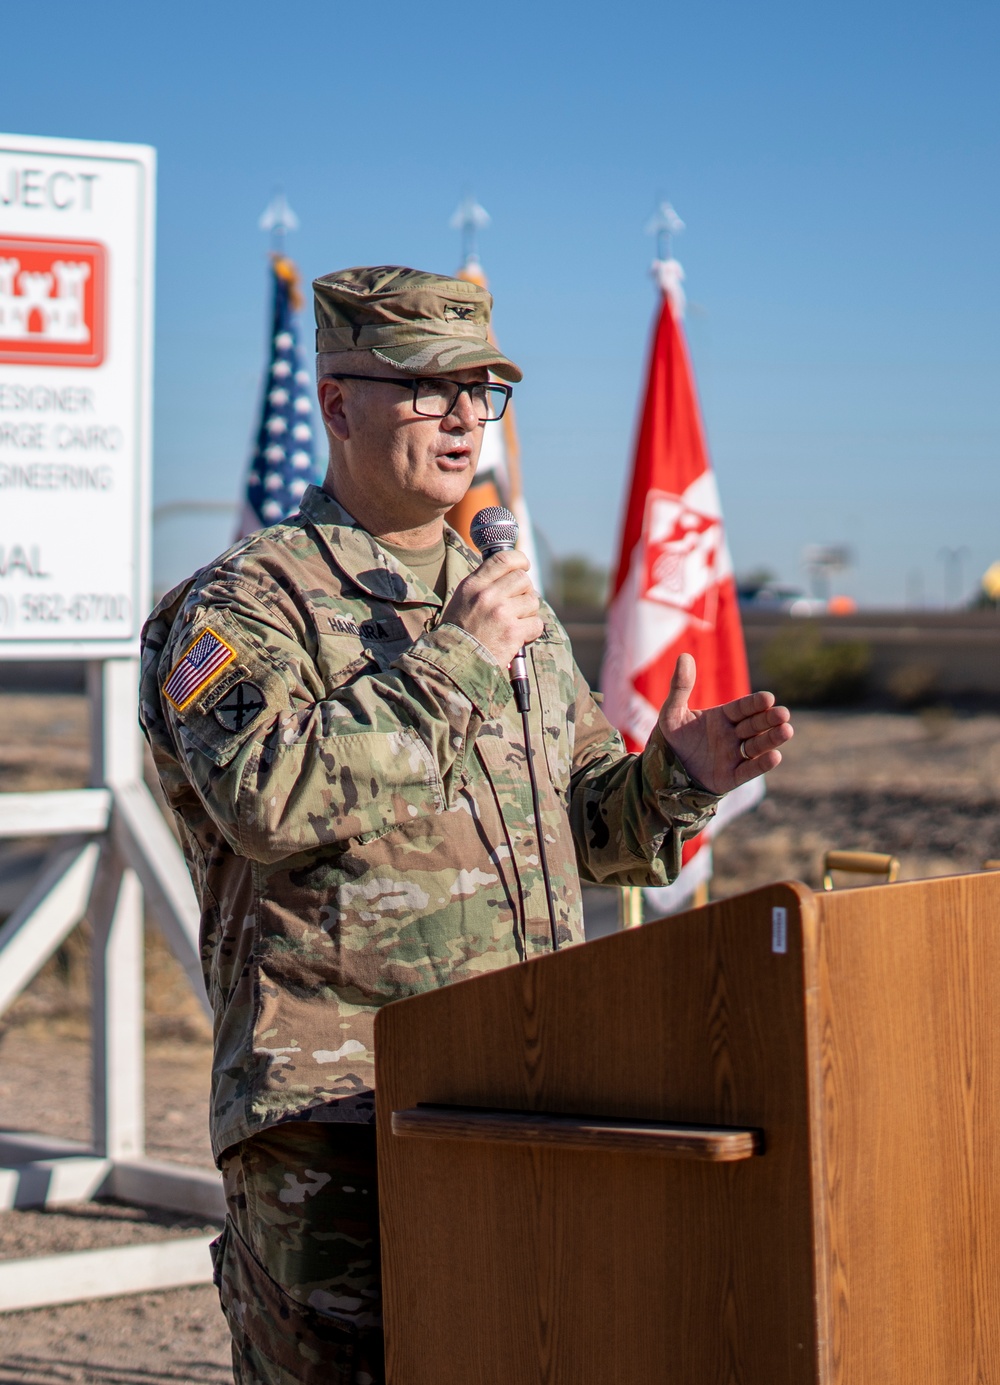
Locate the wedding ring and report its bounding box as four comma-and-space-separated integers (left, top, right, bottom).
738, 739, 751, 761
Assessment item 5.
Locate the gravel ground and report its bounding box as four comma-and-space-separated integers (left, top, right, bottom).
0, 1286, 232, 1385
0, 1024, 214, 1168
0, 692, 227, 1381
0, 1024, 228, 1384
1, 689, 999, 1381
712, 707, 1000, 895
0, 1022, 226, 1382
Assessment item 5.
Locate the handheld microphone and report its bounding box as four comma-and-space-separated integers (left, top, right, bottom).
469, 505, 531, 714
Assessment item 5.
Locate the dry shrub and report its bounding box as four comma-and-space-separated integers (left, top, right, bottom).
760, 625, 870, 707
887, 661, 941, 708
918, 704, 955, 743
1, 918, 210, 1043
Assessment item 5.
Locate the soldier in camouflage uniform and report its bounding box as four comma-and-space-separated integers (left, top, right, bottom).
139, 266, 792, 1384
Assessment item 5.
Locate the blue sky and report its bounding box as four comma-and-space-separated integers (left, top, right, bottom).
4, 0, 998, 604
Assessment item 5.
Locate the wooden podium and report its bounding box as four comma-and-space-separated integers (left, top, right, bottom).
375, 874, 1000, 1383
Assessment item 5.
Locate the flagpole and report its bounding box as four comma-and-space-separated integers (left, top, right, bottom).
446, 197, 542, 589
616, 204, 690, 927
618, 886, 644, 929
603, 201, 759, 923
259, 190, 299, 254
450, 192, 490, 269
237, 194, 318, 539
450, 194, 527, 503
647, 203, 708, 911
645, 200, 685, 263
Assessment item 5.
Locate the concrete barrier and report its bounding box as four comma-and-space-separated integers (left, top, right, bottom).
561, 610, 1000, 702
3, 612, 999, 704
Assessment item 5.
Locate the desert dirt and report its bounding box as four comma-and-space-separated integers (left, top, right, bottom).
0, 688, 998, 1381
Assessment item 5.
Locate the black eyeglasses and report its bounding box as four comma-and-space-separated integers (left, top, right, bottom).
322, 373, 512, 422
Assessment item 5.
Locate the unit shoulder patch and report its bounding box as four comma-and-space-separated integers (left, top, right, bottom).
213, 680, 267, 733
163, 627, 237, 711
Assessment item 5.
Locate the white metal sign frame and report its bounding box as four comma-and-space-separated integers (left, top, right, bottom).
0, 132, 154, 660
0, 134, 218, 1311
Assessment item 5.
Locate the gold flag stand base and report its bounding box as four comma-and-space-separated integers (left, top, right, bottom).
618, 878, 710, 930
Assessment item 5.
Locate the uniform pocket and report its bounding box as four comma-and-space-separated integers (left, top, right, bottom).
212, 1216, 361, 1384
243, 727, 443, 853
318, 631, 382, 683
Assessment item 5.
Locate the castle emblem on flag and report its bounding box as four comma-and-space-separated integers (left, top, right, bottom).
0, 236, 106, 367
163, 628, 237, 711
640, 486, 722, 630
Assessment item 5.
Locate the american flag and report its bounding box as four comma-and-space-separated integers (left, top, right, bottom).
163, 628, 235, 710
237, 254, 319, 537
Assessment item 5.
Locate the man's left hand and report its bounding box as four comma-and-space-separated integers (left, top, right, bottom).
657, 653, 793, 795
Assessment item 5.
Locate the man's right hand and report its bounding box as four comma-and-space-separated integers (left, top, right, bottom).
443, 550, 544, 669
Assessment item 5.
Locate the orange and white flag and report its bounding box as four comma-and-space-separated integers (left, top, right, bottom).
601, 259, 760, 910
446, 256, 542, 586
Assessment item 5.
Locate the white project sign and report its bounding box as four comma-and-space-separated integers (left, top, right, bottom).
0, 133, 154, 658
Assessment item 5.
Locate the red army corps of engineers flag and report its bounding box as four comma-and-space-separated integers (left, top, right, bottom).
600, 261, 762, 910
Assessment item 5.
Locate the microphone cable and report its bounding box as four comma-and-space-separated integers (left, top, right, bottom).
469, 506, 559, 953
519, 701, 559, 954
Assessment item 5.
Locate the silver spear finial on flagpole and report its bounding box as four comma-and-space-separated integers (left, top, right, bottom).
645, 201, 686, 315
259, 191, 300, 253
645, 200, 685, 262
450, 194, 491, 269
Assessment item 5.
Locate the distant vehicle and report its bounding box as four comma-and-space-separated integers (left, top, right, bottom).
737, 582, 827, 617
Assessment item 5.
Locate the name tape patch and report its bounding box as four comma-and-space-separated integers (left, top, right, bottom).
326, 614, 406, 641
163, 627, 237, 711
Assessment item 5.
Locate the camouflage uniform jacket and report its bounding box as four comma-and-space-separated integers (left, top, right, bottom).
139, 484, 721, 1161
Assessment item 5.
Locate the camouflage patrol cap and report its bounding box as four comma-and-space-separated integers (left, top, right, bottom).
313, 265, 523, 383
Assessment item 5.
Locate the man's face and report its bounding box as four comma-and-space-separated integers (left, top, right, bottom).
318, 365, 489, 531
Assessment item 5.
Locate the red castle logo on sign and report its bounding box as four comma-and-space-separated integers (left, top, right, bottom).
640, 486, 722, 630
0, 235, 107, 367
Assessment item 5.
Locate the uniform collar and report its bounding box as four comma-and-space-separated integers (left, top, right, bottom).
299, 483, 476, 606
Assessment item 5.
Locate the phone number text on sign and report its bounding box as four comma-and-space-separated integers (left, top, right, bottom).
13, 593, 131, 625
0, 542, 130, 627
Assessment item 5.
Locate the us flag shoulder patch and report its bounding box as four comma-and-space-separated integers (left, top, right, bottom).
163, 627, 237, 711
